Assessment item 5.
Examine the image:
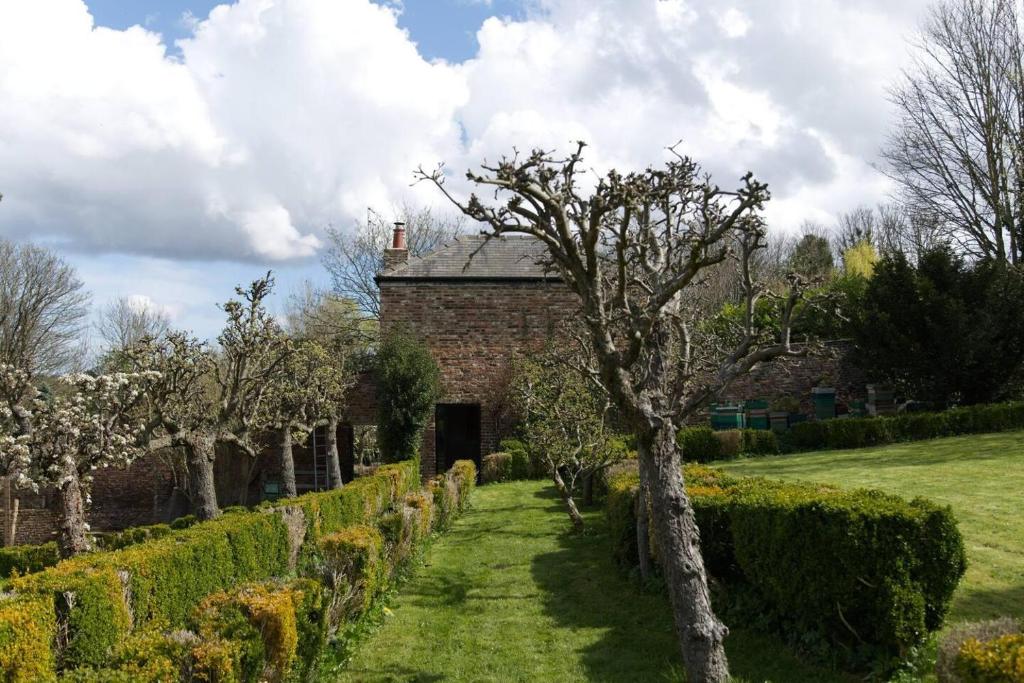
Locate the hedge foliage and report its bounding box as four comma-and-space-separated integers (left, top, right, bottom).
0, 514, 202, 582
780, 401, 1024, 453
481, 452, 513, 483
0, 593, 56, 682
606, 464, 967, 672
956, 634, 1024, 682
680, 401, 1024, 462
678, 426, 780, 462
0, 458, 478, 682
0, 541, 58, 579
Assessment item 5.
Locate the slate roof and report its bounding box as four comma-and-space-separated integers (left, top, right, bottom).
377, 235, 559, 281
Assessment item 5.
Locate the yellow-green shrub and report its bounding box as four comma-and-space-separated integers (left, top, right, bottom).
0, 457, 456, 681
193, 582, 300, 683
293, 459, 419, 540
957, 634, 1024, 682
319, 525, 385, 618
11, 564, 131, 670
190, 637, 239, 683
62, 629, 192, 682
451, 460, 476, 508
0, 593, 56, 682
97, 510, 291, 628
405, 491, 434, 538
481, 452, 513, 483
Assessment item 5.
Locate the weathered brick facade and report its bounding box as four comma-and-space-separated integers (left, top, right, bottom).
378, 278, 577, 478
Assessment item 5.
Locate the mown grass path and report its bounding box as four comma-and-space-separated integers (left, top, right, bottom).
721, 429, 1024, 623
334, 480, 844, 683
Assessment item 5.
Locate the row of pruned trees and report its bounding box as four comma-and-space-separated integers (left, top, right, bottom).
0, 264, 363, 558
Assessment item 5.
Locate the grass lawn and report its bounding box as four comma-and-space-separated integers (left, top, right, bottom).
332, 480, 847, 682
719, 429, 1024, 624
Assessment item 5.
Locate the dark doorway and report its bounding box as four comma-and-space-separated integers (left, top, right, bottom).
435, 403, 482, 473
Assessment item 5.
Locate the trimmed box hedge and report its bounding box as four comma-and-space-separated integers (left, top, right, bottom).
682, 401, 1024, 462
0, 458, 477, 682
0, 515, 202, 583
606, 463, 967, 671
0, 541, 59, 580
678, 427, 779, 463
782, 401, 1024, 452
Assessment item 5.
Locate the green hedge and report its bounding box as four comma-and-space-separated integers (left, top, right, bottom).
681, 401, 1024, 462
0, 541, 59, 580
780, 401, 1024, 454
0, 458, 476, 682
0, 515, 201, 583
480, 452, 513, 483
498, 438, 544, 479
606, 464, 967, 672
678, 427, 779, 463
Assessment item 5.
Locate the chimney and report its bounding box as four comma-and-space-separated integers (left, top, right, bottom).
382, 221, 409, 271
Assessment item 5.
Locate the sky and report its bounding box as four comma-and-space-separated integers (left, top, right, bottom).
0, 0, 932, 342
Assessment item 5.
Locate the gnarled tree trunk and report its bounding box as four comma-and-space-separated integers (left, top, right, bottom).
636, 476, 652, 582
638, 421, 729, 683
550, 460, 584, 532
279, 426, 297, 499
325, 415, 343, 490
184, 433, 220, 521
55, 459, 89, 558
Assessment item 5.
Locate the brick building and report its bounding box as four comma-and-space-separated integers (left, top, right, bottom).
370, 229, 577, 478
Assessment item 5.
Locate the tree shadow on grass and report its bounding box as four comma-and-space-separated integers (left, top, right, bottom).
529, 487, 852, 682
951, 583, 1024, 623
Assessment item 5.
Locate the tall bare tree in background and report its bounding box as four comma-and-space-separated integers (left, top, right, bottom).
96, 296, 170, 353
322, 204, 465, 319
884, 0, 1024, 263
421, 143, 813, 682
0, 239, 89, 375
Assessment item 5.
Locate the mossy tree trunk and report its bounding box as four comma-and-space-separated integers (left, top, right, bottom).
325, 415, 343, 490
55, 458, 89, 558
279, 426, 297, 499
184, 433, 220, 521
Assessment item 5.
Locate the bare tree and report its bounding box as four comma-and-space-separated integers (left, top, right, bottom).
284, 285, 364, 489
420, 143, 812, 682
0, 239, 90, 375
96, 296, 170, 353
510, 346, 622, 532
322, 203, 465, 319
833, 206, 877, 256
128, 275, 292, 519
884, 0, 1024, 262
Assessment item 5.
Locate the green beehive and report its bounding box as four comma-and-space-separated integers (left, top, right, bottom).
811, 387, 837, 421
710, 403, 745, 430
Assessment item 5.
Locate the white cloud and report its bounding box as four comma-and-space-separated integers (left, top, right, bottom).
0, 0, 466, 262
0, 0, 935, 333
715, 8, 751, 38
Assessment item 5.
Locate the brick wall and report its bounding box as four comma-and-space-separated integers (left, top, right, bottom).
379, 279, 578, 478
688, 341, 867, 423
1, 451, 180, 545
